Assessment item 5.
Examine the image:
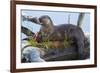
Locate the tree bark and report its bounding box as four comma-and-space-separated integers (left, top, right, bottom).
21, 26, 35, 36
77, 13, 85, 27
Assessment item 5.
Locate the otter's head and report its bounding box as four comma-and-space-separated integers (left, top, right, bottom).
39, 15, 54, 27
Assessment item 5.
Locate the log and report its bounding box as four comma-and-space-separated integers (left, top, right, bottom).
41, 47, 90, 61
21, 26, 35, 36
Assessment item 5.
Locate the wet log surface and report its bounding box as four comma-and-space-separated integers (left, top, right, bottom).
41, 47, 90, 61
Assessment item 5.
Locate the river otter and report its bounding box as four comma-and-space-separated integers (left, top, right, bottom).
23, 15, 86, 60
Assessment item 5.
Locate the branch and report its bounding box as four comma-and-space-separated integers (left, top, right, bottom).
22, 15, 40, 24
21, 26, 35, 37
77, 13, 85, 27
